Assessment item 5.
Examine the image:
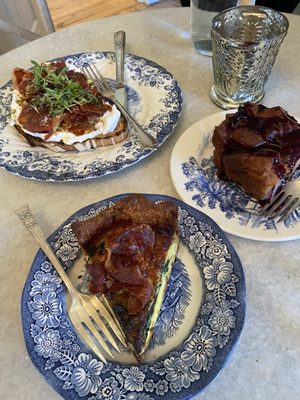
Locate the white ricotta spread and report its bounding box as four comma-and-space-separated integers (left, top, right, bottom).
10, 90, 121, 145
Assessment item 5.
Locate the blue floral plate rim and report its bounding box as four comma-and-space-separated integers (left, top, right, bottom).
21, 193, 245, 400
170, 111, 300, 242
0, 51, 182, 182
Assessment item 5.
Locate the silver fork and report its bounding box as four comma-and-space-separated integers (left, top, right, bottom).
15, 205, 127, 363
82, 64, 157, 148
258, 177, 300, 223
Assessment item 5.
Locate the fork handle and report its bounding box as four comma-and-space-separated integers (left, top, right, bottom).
114, 31, 125, 87
15, 205, 78, 297
113, 97, 156, 147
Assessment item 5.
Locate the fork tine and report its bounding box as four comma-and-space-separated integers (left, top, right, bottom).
83, 64, 111, 93
82, 62, 156, 148
82, 66, 100, 91
82, 66, 92, 81
100, 295, 127, 343
75, 305, 114, 357
91, 295, 127, 347
266, 194, 292, 218
69, 310, 107, 363
259, 191, 285, 216
82, 66, 105, 92
15, 205, 128, 363
90, 64, 112, 92
257, 175, 300, 223
269, 194, 294, 218
83, 298, 121, 352
276, 198, 300, 223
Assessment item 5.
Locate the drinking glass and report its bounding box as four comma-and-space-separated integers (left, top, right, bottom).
190, 0, 255, 56
210, 5, 289, 109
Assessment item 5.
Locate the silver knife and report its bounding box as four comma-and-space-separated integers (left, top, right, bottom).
114, 31, 127, 109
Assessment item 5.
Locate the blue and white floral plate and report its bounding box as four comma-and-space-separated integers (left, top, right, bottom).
0, 52, 182, 181
170, 112, 300, 242
21, 194, 245, 400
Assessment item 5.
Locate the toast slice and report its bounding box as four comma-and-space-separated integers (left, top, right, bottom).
71, 194, 179, 361
14, 117, 127, 152
11, 61, 127, 151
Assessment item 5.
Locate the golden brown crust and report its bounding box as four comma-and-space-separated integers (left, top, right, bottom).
71, 194, 178, 250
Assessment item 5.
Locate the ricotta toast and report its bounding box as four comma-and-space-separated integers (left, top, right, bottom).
11, 60, 127, 151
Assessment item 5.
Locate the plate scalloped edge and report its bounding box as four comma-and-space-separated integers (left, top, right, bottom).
21, 193, 245, 400
170, 111, 300, 242
0, 52, 182, 182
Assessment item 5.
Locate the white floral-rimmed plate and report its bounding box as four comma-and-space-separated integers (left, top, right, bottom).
0, 52, 182, 181
21, 194, 245, 400
170, 112, 300, 242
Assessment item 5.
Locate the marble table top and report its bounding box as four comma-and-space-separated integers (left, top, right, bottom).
0, 7, 299, 400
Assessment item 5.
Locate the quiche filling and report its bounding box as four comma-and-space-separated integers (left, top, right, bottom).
71, 194, 179, 361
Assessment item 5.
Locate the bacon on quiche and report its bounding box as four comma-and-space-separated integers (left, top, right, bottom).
71, 194, 179, 361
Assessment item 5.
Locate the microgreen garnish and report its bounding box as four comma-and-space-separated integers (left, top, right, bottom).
30, 60, 98, 116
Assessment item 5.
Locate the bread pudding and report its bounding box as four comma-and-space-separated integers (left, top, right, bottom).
212, 102, 300, 203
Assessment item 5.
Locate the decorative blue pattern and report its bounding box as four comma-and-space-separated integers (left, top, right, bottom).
150, 260, 191, 348
182, 155, 300, 230
0, 52, 182, 181
21, 194, 245, 399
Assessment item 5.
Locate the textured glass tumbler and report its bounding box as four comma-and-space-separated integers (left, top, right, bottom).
210, 6, 289, 109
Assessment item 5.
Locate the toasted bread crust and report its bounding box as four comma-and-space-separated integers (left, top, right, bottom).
14, 115, 128, 152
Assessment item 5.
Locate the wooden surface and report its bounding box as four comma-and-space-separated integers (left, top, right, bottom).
47, 0, 181, 30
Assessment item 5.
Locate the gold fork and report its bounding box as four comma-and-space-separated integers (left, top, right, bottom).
15, 205, 127, 363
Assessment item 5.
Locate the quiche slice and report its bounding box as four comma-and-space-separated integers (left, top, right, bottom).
71, 194, 179, 361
